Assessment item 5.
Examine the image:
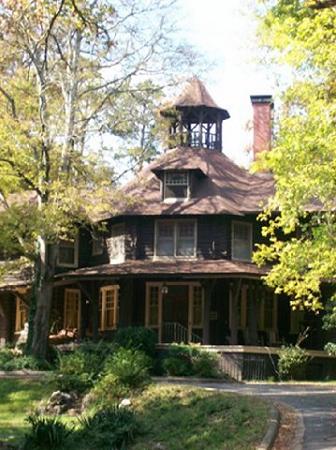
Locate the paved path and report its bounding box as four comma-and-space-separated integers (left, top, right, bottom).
163, 380, 336, 450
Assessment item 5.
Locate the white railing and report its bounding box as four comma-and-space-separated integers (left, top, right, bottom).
162, 322, 203, 344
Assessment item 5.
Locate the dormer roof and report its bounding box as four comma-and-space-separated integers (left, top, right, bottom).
102, 147, 274, 218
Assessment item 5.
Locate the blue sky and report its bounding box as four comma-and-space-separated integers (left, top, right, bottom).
177, 0, 276, 166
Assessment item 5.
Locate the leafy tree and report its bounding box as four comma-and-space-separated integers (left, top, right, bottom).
253, 2, 336, 331
0, 0, 199, 358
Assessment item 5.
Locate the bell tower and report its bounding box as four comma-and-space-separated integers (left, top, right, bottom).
161, 78, 230, 152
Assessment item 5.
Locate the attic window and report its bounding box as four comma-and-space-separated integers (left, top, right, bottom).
164, 171, 189, 200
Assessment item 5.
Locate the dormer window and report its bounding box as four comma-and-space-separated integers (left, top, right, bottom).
163, 171, 189, 200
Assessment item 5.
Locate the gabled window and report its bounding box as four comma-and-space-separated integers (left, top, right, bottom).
163, 171, 189, 200
231, 221, 253, 261
15, 297, 28, 332
99, 285, 119, 330
57, 235, 79, 267
155, 220, 196, 258
64, 289, 81, 330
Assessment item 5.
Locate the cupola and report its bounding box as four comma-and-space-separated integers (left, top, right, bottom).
161, 78, 230, 152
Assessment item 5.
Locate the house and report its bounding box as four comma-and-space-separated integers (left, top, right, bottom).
0, 78, 332, 378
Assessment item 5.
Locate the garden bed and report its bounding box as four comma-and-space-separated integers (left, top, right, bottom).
0, 379, 269, 450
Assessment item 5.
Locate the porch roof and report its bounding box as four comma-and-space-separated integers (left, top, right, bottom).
54, 259, 268, 280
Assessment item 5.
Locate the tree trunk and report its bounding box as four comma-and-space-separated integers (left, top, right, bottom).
30, 239, 57, 360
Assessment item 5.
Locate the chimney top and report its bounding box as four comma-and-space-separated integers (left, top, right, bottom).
250, 95, 274, 106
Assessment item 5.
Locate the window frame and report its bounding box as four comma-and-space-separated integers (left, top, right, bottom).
154, 219, 197, 259
99, 285, 119, 331
231, 221, 253, 262
63, 288, 81, 330
15, 297, 28, 333
57, 234, 79, 268
106, 223, 125, 263
163, 170, 190, 201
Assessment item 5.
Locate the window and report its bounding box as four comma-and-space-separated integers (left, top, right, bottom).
155, 220, 196, 258
92, 235, 104, 256
164, 171, 189, 200
57, 236, 78, 267
15, 298, 28, 332
99, 286, 119, 330
106, 224, 125, 263
232, 221, 252, 261
64, 289, 81, 329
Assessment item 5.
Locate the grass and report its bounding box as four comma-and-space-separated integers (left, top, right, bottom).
0, 378, 53, 445
0, 380, 269, 450
130, 384, 269, 450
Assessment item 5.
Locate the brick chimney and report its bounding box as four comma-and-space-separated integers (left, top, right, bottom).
250, 95, 273, 160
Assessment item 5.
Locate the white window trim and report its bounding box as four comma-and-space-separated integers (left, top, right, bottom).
231, 221, 253, 262
163, 171, 190, 202
107, 224, 125, 264
99, 285, 119, 331
57, 234, 79, 268
63, 288, 81, 330
154, 219, 197, 260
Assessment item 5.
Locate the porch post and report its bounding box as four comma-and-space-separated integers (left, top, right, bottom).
203, 280, 215, 345
247, 281, 258, 345
118, 279, 133, 327
229, 278, 242, 345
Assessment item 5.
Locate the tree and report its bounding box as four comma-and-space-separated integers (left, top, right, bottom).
253, 1, 336, 329
0, 0, 199, 358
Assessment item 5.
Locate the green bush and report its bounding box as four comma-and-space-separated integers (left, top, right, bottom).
104, 347, 151, 389
90, 374, 131, 407
278, 345, 309, 380
162, 344, 220, 378
113, 327, 157, 358
22, 413, 72, 450
52, 372, 92, 394
192, 350, 220, 378
78, 406, 139, 450
0, 348, 49, 371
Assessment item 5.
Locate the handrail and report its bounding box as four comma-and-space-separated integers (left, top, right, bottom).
162, 322, 203, 344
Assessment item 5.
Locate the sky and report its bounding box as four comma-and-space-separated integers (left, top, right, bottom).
176, 0, 277, 167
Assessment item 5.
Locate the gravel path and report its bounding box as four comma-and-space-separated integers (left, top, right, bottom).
161, 380, 336, 450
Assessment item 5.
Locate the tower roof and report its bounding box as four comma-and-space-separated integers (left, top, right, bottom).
173, 77, 219, 108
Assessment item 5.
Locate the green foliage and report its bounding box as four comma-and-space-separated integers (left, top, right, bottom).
22, 414, 72, 450
253, 1, 336, 315
277, 345, 309, 380
162, 344, 220, 378
113, 327, 157, 358
0, 347, 49, 371
90, 374, 132, 407
104, 348, 151, 389
78, 406, 139, 450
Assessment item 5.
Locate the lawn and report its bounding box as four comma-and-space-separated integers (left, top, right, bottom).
0, 378, 53, 445
0, 380, 270, 450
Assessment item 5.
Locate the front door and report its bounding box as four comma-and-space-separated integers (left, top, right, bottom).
162, 285, 189, 342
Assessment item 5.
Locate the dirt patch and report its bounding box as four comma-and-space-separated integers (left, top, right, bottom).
272, 402, 300, 450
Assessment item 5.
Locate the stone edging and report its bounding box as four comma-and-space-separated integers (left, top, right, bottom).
255, 405, 280, 450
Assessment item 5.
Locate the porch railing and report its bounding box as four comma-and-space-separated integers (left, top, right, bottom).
162, 322, 203, 344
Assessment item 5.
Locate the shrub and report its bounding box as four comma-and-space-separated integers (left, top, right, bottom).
22, 414, 72, 450
192, 350, 220, 378
78, 406, 139, 450
0, 348, 49, 371
278, 345, 309, 380
52, 372, 92, 394
89, 374, 131, 407
113, 327, 157, 358
104, 347, 151, 389
162, 344, 220, 378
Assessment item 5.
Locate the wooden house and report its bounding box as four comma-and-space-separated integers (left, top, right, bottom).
0, 78, 333, 378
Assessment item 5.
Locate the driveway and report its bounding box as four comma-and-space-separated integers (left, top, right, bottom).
161, 380, 336, 450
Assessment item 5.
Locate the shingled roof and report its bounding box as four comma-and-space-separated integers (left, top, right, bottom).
105, 147, 274, 218
55, 259, 268, 280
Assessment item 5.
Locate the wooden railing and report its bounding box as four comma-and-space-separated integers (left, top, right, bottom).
162, 322, 203, 344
